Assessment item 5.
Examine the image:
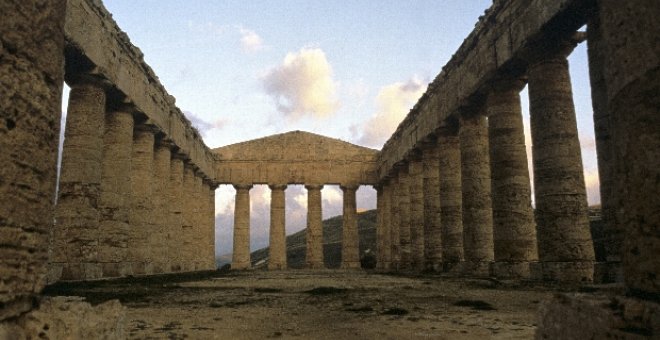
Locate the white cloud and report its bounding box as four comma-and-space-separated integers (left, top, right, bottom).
239, 28, 264, 53
262, 48, 339, 120
184, 111, 228, 136
354, 76, 427, 148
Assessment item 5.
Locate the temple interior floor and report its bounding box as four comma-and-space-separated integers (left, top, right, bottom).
43, 269, 613, 339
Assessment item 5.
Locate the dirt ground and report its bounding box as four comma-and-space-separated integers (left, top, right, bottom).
44, 270, 564, 339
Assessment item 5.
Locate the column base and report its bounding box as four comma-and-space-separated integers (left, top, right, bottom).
442, 261, 465, 276
268, 263, 287, 270
100, 263, 132, 278
231, 262, 251, 270
594, 261, 623, 284
60, 263, 103, 281
341, 262, 361, 269
540, 261, 594, 283
491, 261, 534, 279
306, 262, 325, 270
461, 261, 492, 277
536, 293, 660, 339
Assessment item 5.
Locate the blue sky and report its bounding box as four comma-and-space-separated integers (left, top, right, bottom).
83, 1, 600, 255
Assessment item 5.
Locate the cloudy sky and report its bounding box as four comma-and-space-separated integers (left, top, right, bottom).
64, 1, 601, 256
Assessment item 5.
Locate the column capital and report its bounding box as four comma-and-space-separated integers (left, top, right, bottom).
523, 31, 586, 65
304, 184, 324, 191
268, 184, 288, 191
488, 77, 527, 94
340, 184, 359, 192
134, 123, 160, 135
233, 183, 253, 191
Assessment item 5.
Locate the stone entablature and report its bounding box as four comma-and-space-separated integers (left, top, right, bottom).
65, 0, 215, 179
377, 0, 592, 179
213, 131, 379, 186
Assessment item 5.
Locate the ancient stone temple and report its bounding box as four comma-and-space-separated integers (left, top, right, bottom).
1, 0, 658, 337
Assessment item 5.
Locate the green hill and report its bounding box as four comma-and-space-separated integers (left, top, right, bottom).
250, 209, 377, 269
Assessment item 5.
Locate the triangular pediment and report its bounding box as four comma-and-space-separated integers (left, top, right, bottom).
212, 130, 378, 162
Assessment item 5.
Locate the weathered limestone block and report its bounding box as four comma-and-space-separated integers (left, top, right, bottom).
0, 0, 65, 320
397, 169, 412, 270
536, 293, 660, 340
390, 178, 401, 270
53, 82, 107, 281
437, 128, 464, 269
422, 145, 442, 271
528, 46, 595, 282
459, 113, 494, 276
595, 0, 660, 295
487, 80, 537, 279
305, 185, 325, 269
408, 159, 425, 271
341, 185, 360, 269
269, 184, 287, 270
0, 297, 126, 339
232, 184, 252, 270
128, 126, 156, 275
151, 142, 172, 274
168, 156, 185, 272
98, 110, 134, 278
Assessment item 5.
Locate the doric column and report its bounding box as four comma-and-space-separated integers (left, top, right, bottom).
0, 0, 65, 318
128, 125, 156, 275
192, 172, 205, 270
376, 183, 392, 271
460, 112, 494, 276
408, 158, 425, 271
168, 155, 185, 271
206, 181, 218, 270
341, 184, 360, 269
398, 167, 412, 270
98, 109, 134, 278
487, 79, 538, 279
151, 140, 172, 274
528, 41, 595, 282
437, 126, 464, 269
595, 0, 659, 295
587, 16, 620, 282
422, 144, 442, 271
305, 184, 325, 269
268, 184, 287, 270
181, 163, 196, 271
54, 81, 106, 280
389, 177, 401, 270
232, 184, 252, 270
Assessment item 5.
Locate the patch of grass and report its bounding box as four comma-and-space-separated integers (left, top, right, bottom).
305, 287, 348, 295
453, 299, 496, 311
382, 307, 409, 315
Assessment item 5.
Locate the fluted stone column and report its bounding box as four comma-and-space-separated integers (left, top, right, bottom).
422, 144, 442, 271
128, 126, 156, 275
192, 173, 205, 270
305, 184, 324, 269
268, 184, 287, 270
98, 109, 134, 278
528, 43, 595, 282
376, 186, 384, 269
376, 184, 392, 271
409, 159, 425, 271
53, 82, 107, 280
398, 168, 412, 270
595, 0, 659, 295
151, 141, 172, 274
587, 17, 620, 282
460, 113, 494, 276
232, 184, 252, 270
0, 0, 65, 318
390, 177, 401, 270
487, 80, 538, 279
169, 155, 185, 271
341, 185, 360, 269
181, 163, 196, 271
437, 126, 464, 270
207, 182, 218, 270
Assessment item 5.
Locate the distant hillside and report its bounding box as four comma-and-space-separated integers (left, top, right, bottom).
250, 209, 377, 269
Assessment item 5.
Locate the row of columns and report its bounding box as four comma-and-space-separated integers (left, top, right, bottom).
376, 40, 596, 282
51, 80, 217, 281
231, 183, 362, 270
